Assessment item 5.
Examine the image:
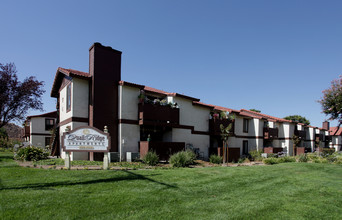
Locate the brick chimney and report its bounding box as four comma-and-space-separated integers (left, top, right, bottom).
322, 121, 330, 131
89, 43, 122, 152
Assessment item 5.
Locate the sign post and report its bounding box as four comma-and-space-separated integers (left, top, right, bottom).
62, 126, 111, 170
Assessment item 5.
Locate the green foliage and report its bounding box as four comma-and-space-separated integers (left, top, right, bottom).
249, 109, 261, 113
297, 154, 308, 163
307, 152, 319, 161
15, 146, 48, 161
263, 157, 279, 165
249, 150, 262, 161
209, 155, 223, 164
318, 76, 342, 123
0, 127, 8, 139
278, 156, 296, 163
292, 135, 301, 147
142, 151, 159, 166
169, 150, 196, 167
283, 115, 310, 125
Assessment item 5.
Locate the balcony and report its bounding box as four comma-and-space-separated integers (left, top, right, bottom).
325, 135, 332, 142
263, 127, 278, 139
209, 119, 234, 136
294, 130, 306, 140
138, 103, 179, 126
139, 141, 185, 161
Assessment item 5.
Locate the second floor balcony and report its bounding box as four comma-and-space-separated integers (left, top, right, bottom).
138, 103, 179, 126
294, 130, 306, 140
263, 127, 278, 139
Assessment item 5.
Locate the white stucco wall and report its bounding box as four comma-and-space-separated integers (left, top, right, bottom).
119, 123, 140, 161
30, 135, 47, 148
119, 85, 140, 120
173, 97, 210, 132
29, 117, 55, 147
72, 78, 89, 118
172, 128, 210, 159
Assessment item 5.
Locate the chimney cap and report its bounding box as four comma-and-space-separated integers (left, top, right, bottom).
89, 42, 122, 54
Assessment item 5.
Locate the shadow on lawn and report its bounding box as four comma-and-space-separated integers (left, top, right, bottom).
0, 170, 177, 191
0, 155, 14, 162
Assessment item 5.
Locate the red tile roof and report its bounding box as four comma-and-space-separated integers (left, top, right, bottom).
51, 67, 91, 97
329, 127, 342, 136
27, 111, 57, 119
58, 67, 91, 78
239, 109, 292, 123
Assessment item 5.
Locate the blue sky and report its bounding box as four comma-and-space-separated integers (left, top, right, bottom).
1, 0, 341, 127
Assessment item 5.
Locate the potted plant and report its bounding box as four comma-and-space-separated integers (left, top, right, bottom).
138, 90, 145, 104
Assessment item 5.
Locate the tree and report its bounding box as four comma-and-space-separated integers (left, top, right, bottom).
249, 109, 261, 113
283, 115, 310, 125
318, 76, 342, 133
0, 63, 45, 128
220, 112, 235, 164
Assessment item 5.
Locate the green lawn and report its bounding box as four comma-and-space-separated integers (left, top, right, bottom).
1, 152, 342, 219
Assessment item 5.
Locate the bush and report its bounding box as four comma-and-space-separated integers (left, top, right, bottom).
321, 148, 335, 157
297, 154, 308, 163
307, 152, 319, 161
263, 157, 279, 165
249, 150, 262, 161
142, 151, 159, 166
209, 154, 222, 164
278, 156, 296, 163
169, 150, 196, 167
15, 146, 48, 161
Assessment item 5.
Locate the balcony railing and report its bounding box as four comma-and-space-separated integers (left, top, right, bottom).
209, 119, 234, 135
138, 103, 179, 125
263, 127, 278, 139
139, 141, 185, 161
294, 130, 306, 140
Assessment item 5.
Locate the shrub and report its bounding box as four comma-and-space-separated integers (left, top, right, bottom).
297, 154, 308, 163
209, 154, 222, 164
307, 152, 319, 161
142, 151, 159, 166
15, 146, 48, 161
321, 148, 335, 157
278, 156, 296, 163
249, 150, 262, 161
263, 157, 279, 165
169, 150, 196, 167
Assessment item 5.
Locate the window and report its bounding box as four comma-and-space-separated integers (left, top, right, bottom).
45, 119, 55, 130
243, 118, 249, 133
45, 137, 51, 147
66, 84, 71, 112
243, 140, 248, 155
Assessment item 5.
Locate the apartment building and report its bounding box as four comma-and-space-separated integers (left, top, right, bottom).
48, 43, 338, 161
23, 111, 57, 148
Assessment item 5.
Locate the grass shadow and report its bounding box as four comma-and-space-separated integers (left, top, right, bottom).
0, 170, 177, 191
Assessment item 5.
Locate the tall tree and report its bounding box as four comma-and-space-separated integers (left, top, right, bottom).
249, 109, 261, 113
0, 63, 45, 128
318, 76, 342, 133
283, 115, 310, 125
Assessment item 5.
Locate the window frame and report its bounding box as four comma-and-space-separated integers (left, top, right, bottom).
243, 118, 249, 133
45, 118, 55, 131
66, 83, 71, 112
